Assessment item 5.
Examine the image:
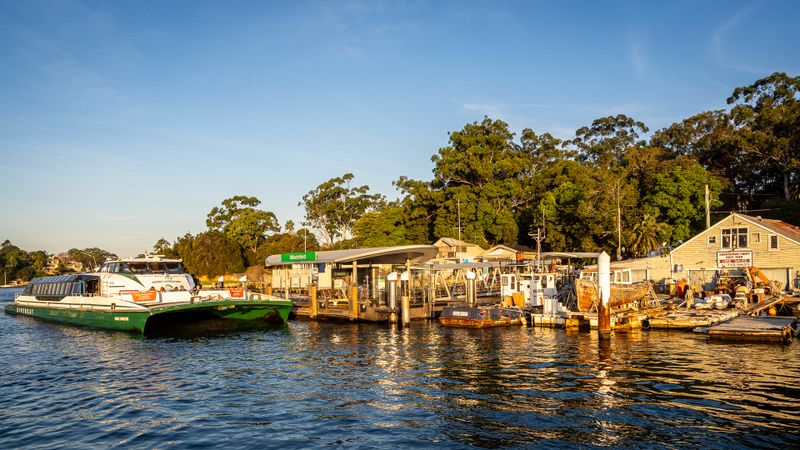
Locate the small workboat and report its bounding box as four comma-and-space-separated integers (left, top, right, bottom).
439, 305, 526, 328
4, 256, 293, 334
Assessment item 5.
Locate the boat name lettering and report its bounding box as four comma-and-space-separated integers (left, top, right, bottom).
452, 311, 469, 317
17, 307, 34, 315
114, 316, 129, 321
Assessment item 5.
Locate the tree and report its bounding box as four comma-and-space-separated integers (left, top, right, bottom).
207, 196, 280, 264
352, 204, 414, 247
67, 247, 116, 271
567, 114, 648, 169
727, 72, 800, 200
641, 158, 724, 243
427, 117, 531, 244
629, 213, 667, 257
178, 231, 245, 278
300, 173, 384, 246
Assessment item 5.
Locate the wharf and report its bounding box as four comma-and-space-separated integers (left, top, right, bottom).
707, 316, 799, 343
648, 310, 740, 330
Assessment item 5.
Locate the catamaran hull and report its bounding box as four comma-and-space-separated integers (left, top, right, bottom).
4, 299, 294, 334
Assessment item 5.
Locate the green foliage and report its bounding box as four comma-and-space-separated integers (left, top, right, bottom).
176, 230, 245, 278
300, 173, 384, 246
426, 117, 531, 245
352, 205, 414, 247
1, 240, 51, 282
207, 196, 279, 264
67, 247, 116, 271
260, 228, 319, 261
567, 114, 648, 169
641, 159, 724, 243
727, 72, 800, 200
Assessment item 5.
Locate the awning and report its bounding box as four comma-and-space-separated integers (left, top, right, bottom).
265, 245, 438, 266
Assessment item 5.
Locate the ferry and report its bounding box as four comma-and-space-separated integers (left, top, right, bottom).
4, 256, 293, 334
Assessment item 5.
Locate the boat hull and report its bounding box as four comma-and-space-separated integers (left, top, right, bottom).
438, 306, 525, 328
4, 298, 294, 334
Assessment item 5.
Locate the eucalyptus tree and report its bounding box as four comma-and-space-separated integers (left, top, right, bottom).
727, 72, 800, 200
566, 114, 648, 169
427, 117, 531, 245
207, 196, 280, 263
300, 173, 385, 247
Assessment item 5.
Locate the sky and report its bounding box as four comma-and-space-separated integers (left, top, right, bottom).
1, 0, 799, 257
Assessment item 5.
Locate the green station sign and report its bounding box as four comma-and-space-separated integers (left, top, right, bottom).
280, 252, 317, 263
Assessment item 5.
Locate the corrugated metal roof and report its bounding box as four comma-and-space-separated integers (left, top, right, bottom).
265, 245, 438, 266
739, 214, 800, 245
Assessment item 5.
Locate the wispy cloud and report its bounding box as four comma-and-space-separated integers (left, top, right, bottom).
628, 34, 647, 78
711, 5, 765, 74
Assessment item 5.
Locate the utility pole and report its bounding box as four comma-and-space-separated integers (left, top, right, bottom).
528, 226, 545, 272
705, 184, 710, 229
616, 179, 622, 261
457, 198, 462, 242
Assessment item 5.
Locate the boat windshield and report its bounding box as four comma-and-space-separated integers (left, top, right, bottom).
99, 261, 185, 274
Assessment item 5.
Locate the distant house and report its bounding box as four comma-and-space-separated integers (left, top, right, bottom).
45, 253, 83, 274
669, 213, 800, 291
480, 244, 525, 262
432, 238, 485, 262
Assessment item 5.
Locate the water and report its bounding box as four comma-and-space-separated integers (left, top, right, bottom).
1, 287, 799, 449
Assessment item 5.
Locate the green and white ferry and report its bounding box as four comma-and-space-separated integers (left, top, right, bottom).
4, 256, 293, 334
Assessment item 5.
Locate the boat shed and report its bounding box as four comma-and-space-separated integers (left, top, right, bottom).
669, 213, 800, 292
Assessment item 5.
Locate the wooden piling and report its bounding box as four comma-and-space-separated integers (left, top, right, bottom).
350, 285, 359, 321
401, 294, 410, 326
309, 285, 318, 319
598, 251, 611, 338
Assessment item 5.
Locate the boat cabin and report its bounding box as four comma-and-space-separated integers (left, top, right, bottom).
500, 272, 558, 306
21, 274, 100, 301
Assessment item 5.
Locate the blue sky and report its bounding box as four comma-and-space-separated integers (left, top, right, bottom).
1, 0, 798, 257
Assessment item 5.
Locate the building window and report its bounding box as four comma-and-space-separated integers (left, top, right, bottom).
721, 227, 748, 249
769, 234, 779, 250
708, 235, 717, 245
752, 233, 760, 243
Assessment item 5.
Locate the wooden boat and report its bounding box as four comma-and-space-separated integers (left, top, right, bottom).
4, 256, 293, 334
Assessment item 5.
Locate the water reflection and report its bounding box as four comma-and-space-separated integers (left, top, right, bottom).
1, 304, 799, 448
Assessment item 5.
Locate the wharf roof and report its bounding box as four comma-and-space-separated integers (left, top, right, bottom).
265, 245, 438, 266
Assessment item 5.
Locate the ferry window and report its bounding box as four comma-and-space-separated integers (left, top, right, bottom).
769, 235, 778, 249
164, 262, 183, 274
129, 263, 149, 273
707, 235, 716, 245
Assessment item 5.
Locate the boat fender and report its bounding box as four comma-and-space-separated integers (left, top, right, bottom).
641, 318, 651, 330
111, 303, 116, 310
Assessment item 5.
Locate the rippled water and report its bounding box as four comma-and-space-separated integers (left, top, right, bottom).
2, 287, 799, 449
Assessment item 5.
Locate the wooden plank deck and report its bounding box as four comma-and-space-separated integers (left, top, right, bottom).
707, 316, 799, 343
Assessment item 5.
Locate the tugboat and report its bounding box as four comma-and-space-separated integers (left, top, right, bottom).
4, 255, 293, 334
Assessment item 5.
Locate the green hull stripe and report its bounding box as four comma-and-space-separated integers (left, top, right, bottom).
4, 299, 294, 334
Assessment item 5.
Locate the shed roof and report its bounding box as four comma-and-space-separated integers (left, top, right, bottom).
265, 245, 438, 266
738, 214, 800, 245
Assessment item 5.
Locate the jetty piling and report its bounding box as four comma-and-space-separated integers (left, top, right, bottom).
598, 251, 611, 337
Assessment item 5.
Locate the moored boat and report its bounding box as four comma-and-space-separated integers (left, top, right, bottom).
4, 256, 293, 334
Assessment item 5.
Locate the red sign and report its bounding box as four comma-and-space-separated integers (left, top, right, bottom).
228, 287, 244, 298
717, 250, 752, 268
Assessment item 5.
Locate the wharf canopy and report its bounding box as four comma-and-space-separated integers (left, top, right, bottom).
265, 245, 438, 293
